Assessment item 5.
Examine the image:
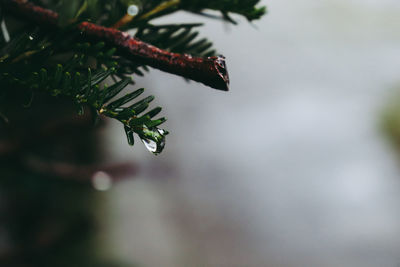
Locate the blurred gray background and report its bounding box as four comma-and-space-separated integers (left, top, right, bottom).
99, 0, 400, 266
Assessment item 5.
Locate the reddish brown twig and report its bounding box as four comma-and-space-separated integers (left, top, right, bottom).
3, 0, 229, 91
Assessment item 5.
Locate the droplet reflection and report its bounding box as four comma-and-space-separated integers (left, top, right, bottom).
141, 128, 166, 155
142, 138, 158, 153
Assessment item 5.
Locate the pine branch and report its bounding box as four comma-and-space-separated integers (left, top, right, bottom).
0, 0, 266, 154
116, 0, 266, 26
3, 0, 229, 91
0, 31, 168, 154
180, 0, 266, 22
135, 23, 216, 56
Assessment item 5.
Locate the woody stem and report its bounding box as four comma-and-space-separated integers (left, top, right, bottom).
2, 0, 229, 91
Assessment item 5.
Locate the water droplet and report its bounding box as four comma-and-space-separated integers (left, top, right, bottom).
92, 171, 113, 191
127, 5, 139, 16
29, 35, 33, 40
142, 138, 157, 153
141, 129, 166, 155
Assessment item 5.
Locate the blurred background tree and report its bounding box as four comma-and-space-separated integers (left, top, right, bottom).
0, 0, 265, 265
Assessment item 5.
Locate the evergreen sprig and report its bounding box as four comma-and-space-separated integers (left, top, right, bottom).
0, 0, 266, 154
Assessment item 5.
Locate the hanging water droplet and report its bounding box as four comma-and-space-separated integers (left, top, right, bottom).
127, 5, 139, 16
92, 171, 113, 191
142, 138, 157, 153
141, 128, 166, 155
